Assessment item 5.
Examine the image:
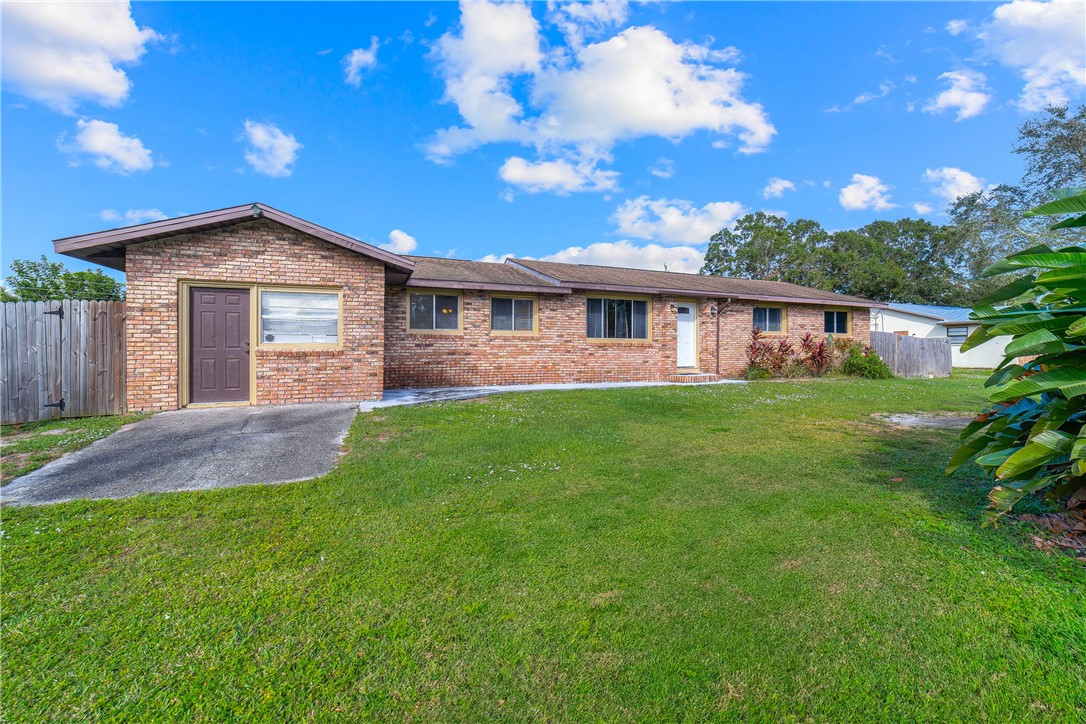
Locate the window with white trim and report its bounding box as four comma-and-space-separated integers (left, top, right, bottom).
753, 306, 783, 333
491, 297, 535, 332
586, 298, 648, 339
946, 325, 969, 346
409, 293, 460, 331
260, 290, 339, 345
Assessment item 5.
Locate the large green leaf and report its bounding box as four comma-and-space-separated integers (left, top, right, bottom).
989, 368, 1086, 402
1035, 266, 1086, 285
996, 430, 1074, 479
1023, 191, 1086, 218
1004, 328, 1074, 357
988, 313, 1073, 337
960, 325, 996, 353
1049, 187, 1086, 200
973, 275, 1037, 306
1050, 213, 1086, 230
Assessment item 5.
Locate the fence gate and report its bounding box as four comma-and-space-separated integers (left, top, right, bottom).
869, 330, 952, 378
1, 300, 126, 424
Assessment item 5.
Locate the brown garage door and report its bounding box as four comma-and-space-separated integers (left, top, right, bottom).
190, 287, 250, 404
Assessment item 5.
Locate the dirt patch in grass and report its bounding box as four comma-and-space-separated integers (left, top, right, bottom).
872, 412, 972, 429
1, 414, 146, 484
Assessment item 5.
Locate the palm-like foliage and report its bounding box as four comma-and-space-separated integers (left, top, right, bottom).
948, 188, 1086, 511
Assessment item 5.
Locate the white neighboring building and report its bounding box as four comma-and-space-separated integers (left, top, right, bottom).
870, 303, 1011, 369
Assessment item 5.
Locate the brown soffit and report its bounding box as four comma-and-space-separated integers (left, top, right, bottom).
404, 278, 572, 294
552, 282, 885, 308
52, 203, 415, 273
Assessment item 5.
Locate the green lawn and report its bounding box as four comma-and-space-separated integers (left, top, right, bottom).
1, 414, 147, 485
3, 377, 1084, 720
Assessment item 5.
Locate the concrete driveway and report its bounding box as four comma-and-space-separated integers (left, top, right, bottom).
3, 403, 359, 506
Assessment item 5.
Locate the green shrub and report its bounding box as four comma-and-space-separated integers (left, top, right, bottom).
743, 364, 774, 380
841, 346, 893, 379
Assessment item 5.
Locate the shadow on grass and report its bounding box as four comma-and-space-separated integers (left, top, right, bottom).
856, 423, 1084, 579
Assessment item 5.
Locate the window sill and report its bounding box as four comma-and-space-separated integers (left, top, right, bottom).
255, 347, 343, 358
586, 338, 654, 345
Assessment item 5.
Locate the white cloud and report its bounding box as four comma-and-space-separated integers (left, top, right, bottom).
547, 0, 629, 49
381, 229, 418, 254
649, 157, 674, 179
912, 202, 934, 215
762, 177, 796, 199
853, 80, 895, 105
1, 1, 160, 113
612, 196, 744, 245
241, 120, 302, 177
922, 166, 985, 205
59, 119, 153, 174
839, 174, 896, 211
977, 0, 1086, 111
540, 239, 705, 273
923, 69, 990, 120
343, 37, 380, 86
499, 155, 618, 193
426, 1, 774, 190
100, 208, 167, 225
946, 19, 968, 36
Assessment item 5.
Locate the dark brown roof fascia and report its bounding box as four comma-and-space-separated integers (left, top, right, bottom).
404, 278, 571, 294
53, 203, 415, 273
531, 280, 881, 308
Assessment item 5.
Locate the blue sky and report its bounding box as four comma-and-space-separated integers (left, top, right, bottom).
2, 1, 1084, 279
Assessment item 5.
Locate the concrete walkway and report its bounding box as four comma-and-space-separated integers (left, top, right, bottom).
360, 378, 744, 412
3, 403, 358, 506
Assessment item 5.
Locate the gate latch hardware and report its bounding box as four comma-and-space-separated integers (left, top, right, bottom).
43, 398, 66, 412
44, 306, 64, 319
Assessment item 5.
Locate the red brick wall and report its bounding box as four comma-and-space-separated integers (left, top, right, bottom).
715, 301, 871, 375
384, 289, 871, 387
125, 219, 385, 411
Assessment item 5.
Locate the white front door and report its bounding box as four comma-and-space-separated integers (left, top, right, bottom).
676, 303, 696, 368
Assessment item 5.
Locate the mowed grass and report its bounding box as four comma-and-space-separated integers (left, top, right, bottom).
1, 414, 146, 485
2, 377, 1084, 721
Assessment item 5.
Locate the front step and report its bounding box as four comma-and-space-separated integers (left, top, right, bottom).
667, 372, 722, 384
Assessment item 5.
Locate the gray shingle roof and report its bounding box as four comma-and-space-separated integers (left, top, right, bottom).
509, 258, 879, 307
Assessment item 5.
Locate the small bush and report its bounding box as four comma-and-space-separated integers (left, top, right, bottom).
841, 346, 893, 379
743, 364, 774, 380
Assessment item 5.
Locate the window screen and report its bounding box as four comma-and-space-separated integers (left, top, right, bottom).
491, 298, 535, 332
752, 307, 783, 333
260, 290, 339, 345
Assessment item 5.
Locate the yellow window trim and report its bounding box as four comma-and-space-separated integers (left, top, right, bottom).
488, 293, 540, 336
752, 303, 788, 336
177, 280, 345, 408
823, 306, 852, 336
584, 294, 654, 343
406, 289, 464, 335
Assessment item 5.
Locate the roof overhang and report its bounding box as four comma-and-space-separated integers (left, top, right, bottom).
52, 203, 415, 273
552, 281, 884, 308
404, 278, 572, 295
882, 306, 949, 321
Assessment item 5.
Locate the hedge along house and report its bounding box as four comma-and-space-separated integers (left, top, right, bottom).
55, 203, 881, 412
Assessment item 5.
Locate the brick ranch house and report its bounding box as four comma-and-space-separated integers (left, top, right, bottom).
54, 203, 881, 412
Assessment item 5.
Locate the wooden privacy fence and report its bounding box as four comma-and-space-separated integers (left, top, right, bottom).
1, 300, 126, 424
870, 330, 952, 378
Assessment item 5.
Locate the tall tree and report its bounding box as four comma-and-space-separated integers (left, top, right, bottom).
948, 105, 1086, 294
1, 255, 125, 302
701, 212, 828, 286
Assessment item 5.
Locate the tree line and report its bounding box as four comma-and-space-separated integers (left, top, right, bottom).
701, 105, 1086, 306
